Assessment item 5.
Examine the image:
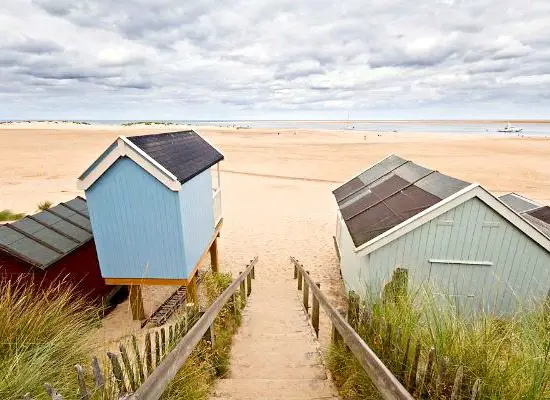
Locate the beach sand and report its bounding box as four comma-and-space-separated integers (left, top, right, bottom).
1, 123, 549, 350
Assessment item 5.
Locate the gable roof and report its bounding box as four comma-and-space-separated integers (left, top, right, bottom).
353, 185, 550, 256
77, 130, 223, 192
498, 192, 542, 213
333, 155, 471, 247
0, 197, 93, 269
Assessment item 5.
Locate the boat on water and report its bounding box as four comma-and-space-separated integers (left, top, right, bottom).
498, 121, 523, 133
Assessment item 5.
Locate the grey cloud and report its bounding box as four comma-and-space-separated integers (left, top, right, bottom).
1, 0, 549, 119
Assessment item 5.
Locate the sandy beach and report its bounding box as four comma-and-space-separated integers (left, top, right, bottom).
1, 123, 550, 349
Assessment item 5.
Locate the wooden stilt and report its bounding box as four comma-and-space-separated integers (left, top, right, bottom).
210, 238, 219, 273
187, 273, 197, 304
129, 285, 145, 321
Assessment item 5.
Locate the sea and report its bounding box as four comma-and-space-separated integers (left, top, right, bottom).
93, 120, 550, 137
4, 120, 550, 137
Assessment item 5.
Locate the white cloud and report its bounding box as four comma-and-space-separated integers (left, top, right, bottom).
0, 0, 548, 119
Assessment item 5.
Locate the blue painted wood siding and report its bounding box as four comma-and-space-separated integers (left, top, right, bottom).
178, 168, 215, 273
86, 158, 187, 279
340, 197, 550, 314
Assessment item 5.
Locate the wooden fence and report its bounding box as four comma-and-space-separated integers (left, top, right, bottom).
290, 256, 413, 400
291, 257, 482, 400
24, 257, 258, 400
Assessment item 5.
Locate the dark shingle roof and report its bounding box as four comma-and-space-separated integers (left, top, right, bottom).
127, 131, 224, 184
333, 155, 471, 247
0, 197, 92, 270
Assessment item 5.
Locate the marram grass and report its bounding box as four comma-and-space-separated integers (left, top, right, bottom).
0, 209, 25, 221
328, 286, 550, 400
0, 279, 100, 400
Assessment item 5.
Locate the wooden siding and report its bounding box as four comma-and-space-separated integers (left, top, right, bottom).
340, 197, 550, 314
178, 168, 215, 274
86, 158, 187, 279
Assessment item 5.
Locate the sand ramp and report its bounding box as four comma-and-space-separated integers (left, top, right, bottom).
211, 266, 339, 399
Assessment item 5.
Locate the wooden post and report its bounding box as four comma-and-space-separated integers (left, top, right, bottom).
297, 269, 303, 290
187, 273, 197, 304
451, 366, 464, 400
247, 272, 252, 296
91, 357, 104, 389
144, 333, 153, 376
294, 264, 297, 279
303, 271, 310, 312
75, 365, 90, 400
331, 307, 345, 346
107, 352, 127, 394
129, 285, 145, 321
119, 343, 137, 391
408, 339, 421, 393
132, 335, 145, 385
210, 238, 219, 273
239, 271, 246, 307
312, 282, 320, 337
251, 264, 255, 279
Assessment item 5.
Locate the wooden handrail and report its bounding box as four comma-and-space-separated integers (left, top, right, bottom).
128, 257, 258, 400
290, 257, 413, 400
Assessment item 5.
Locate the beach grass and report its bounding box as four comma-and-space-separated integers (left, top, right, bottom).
327, 287, 550, 399
160, 270, 242, 400
0, 209, 25, 221
37, 200, 53, 210
0, 279, 100, 400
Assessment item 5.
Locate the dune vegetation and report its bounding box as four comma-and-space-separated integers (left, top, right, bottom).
328, 286, 550, 400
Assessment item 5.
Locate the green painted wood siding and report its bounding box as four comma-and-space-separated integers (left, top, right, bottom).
339, 197, 550, 315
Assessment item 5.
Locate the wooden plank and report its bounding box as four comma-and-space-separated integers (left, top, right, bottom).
303, 272, 310, 312
470, 378, 482, 400
155, 332, 161, 367
129, 285, 145, 321
144, 333, 153, 376
187, 274, 197, 303
132, 335, 145, 385
240, 271, 246, 307
298, 269, 303, 290
127, 257, 258, 400
44, 383, 63, 400
435, 357, 448, 398
75, 364, 90, 400
210, 238, 219, 273
408, 339, 421, 393
451, 366, 464, 400
420, 347, 435, 396
91, 357, 104, 388
247, 272, 252, 296
312, 283, 320, 338
160, 328, 166, 357
107, 352, 127, 394
120, 344, 137, 391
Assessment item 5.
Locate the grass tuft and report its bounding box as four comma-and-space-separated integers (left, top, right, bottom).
37, 200, 53, 210
328, 286, 550, 399
0, 209, 25, 221
0, 279, 100, 400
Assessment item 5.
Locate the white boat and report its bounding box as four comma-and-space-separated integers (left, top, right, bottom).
498, 121, 523, 133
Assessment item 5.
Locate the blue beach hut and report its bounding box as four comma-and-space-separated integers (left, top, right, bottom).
77, 130, 224, 319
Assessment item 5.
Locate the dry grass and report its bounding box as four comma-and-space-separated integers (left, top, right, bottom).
0, 209, 25, 221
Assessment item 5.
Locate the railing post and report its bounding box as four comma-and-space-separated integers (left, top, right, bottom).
312, 282, 320, 337
239, 271, 246, 307
251, 264, 255, 279
303, 271, 310, 312
297, 269, 303, 290
331, 307, 345, 346
294, 264, 297, 279
247, 272, 252, 296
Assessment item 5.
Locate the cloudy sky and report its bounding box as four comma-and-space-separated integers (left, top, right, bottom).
1, 0, 549, 120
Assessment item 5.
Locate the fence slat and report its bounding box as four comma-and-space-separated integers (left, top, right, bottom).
75, 364, 90, 400
450, 366, 464, 400
44, 383, 63, 400
297, 269, 303, 290
107, 352, 127, 394
91, 356, 104, 389
471, 378, 482, 400
155, 331, 161, 367
132, 335, 145, 385
400, 335, 411, 381
239, 271, 246, 307
160, 328, 166, 357
144, 333, 153, 376
247, 272, 252, 296
120, 344, 137, 391
408, 339, 421, 392
312, 283, 320, 337
435, 357, 449, 398
169, 325, 174, 348
420, 347, 436, 396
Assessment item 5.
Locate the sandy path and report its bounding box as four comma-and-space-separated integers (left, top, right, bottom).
211, 260, 339, 400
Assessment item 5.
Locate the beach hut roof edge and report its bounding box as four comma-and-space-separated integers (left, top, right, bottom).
333, 155, 550, 256
78, 130, 223, 191
0, 197, 93, 269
